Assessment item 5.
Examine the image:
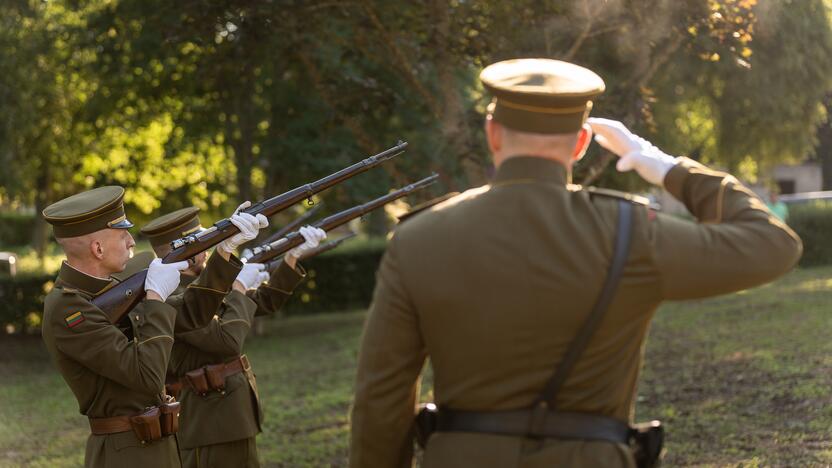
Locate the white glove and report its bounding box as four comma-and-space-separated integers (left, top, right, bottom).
287, 226, 327, 259
217, 201, 269, 254
587, 117, 678, 186
145, 258, 189, 302
234, 263, 270, 290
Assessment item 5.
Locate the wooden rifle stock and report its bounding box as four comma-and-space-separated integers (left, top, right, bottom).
95, 269, 148, 324
92, 141, 408, 325
248, 173, 439, 265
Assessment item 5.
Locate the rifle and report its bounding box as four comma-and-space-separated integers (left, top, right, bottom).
263, 231, 358, 272
240, 204, 323, 259
245, 174, 439, 265
93, 141, 408, 325
262, 203, 324, 246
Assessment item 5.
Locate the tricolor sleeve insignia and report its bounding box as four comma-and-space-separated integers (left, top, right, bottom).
65, 311, 85, 328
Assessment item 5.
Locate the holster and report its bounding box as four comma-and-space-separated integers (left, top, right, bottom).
629, 421, 664, 468
414, 403, 438, 448
159, 401, 181, 437
129, 407, 162, 444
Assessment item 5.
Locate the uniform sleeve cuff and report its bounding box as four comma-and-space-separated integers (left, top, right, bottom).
662, 157, 703, 201
193, 251, 244, 294
267, 260, 306, 293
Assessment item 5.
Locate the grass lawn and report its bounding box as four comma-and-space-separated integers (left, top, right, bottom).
1, 266, 831, 467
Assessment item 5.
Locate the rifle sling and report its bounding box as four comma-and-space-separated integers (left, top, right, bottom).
534, 200, 634, 409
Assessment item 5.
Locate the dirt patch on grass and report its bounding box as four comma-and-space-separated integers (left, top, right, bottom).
640, 320, 832, 466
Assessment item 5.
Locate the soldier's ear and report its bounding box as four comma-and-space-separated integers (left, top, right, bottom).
90, 239, 105, 260
485, 117, 503, 155
572, 123, 593, 161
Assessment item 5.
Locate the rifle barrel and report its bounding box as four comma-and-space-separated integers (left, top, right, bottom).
261, 204, 323, 246
263, 231, 358, 271
248, 173, 438, 264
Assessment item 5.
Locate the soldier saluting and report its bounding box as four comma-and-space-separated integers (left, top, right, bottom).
41, 187, 268, 468
349, 59, 802, 467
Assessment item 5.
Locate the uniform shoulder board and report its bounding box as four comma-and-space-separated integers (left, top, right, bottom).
584, 186, 650, 206
397, 192, 460, 223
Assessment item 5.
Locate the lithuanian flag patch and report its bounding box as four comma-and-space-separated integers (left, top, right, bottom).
65, 311, 85, 328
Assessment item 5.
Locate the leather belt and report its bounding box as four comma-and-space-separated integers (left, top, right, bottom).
435, 408, 630, 444
166, 354, 250, 395
89, 415, 133, 435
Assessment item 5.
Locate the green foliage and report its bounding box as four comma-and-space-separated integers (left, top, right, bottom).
788, 202, 832, 267
0, 0, 831, 234
0, 274, 53, 334
0, 213, 36, 247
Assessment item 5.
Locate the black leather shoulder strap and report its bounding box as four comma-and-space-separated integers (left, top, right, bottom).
535, 200, 635, 407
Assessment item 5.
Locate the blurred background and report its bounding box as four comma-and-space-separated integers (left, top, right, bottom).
1, 1, 832, 465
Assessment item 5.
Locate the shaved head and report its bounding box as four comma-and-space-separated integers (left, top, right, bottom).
485, 115, 592, 170
56, 228, 135, 278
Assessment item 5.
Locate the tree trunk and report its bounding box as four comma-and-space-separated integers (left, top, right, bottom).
430, 0, 485, 188
226, 91, 255, 204
32, 160, 52, 264
817, 100, 832, 191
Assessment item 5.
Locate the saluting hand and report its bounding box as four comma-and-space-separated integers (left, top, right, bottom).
145, 258, 189, 302
587, 117, 678, 187
217, 201, 270, 255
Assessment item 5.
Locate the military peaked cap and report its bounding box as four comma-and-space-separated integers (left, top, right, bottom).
43, 186, 133, 238
480, 58, 605, 134
140, 207, 203, 249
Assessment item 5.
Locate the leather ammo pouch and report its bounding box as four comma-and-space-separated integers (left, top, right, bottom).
414, 202, 662, 467
204, 363, 227, 392
185, 368, 211, 395
179, 355, 249, 396
129, 406, 162, 443
159, 401, 181, 436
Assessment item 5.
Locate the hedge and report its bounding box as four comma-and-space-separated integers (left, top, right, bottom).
0, 274, 54, 334
0, 212, 37, 247
0, 244, 387, 334
788, 202, 832, 268
281, 245, 385, 315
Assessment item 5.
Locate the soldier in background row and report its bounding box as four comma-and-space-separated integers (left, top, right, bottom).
41, 187, 269, 467
139, 206, 325, 467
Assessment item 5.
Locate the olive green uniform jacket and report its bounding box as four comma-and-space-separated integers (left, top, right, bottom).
349, 156, 803, 468
41, 252, 242, 468
168, 261, 305, 452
